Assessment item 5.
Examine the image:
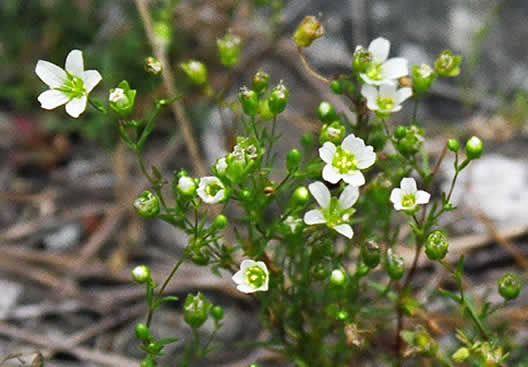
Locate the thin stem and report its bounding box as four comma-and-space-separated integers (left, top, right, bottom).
411, 98, 419, 124
297, 47, 330, 84
265, 115, 278, 164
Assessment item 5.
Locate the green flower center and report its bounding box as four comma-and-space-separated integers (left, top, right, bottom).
58, 73, 86, 99
322, 198, 355, 228
401, 194, 416, 208
245, 265, 267, 289
206, 182, 223, 197
376, 96, 396, 111
366, 63, 383, 81
332, 146, 358, 174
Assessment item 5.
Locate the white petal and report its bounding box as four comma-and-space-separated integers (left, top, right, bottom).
65, 49, 84, 76
368, 37, 390, 63
342, 171, 365, 186
416, 190, 431, 204
400, 177, 417, 195
382, 58, 408, 80
379, 83, 398, 100
360, 84, 378, 102
83, 70, 102, 92
319, 142, 337, 164
390, 188, 402, 205
388, 105, 403, 113
258, 281, 269, 292
232, 270, 246, 284
360, 73, 383, 86
37, 90, 69, 110
366, 99, 379, 111
322, 164, 341, 184
240, 259, 256, 271
256, 261, 268, 273
237, 284, 256, 293
396, 87, 413, 104
338, 185, 359, 209
356, 146, 376, 169
65, 96, 87, 118
334, 224, 353, 239
308, 181, 331, 208
304, 209, 326, 225
342, 134, 365, 155
35, 60, 67, 88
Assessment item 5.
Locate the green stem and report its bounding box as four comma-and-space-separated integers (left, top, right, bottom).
266, 115, 278, 164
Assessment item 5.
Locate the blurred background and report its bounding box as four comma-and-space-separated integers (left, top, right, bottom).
0, 0, 527, 366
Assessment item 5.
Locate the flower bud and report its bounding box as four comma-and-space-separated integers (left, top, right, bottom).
291, 186, 310, 206
312, 263, 329, 280
252, 70, 270, 95
394, 125, 425, 157
133, 191, 160, 218
141, 358, 156, 367
317, 101, 338, 123
361, 241, 381, 268
180, 60, 208, 86
465, 136, 483, 160
385, 249, 405, 280
293, 16, 324, 48
287, 149, 302, 172
330, 80, 343, 95
211, 305, 224, 321
415, 329, 438, 357
498, 273, 521, 301
452, 347, 470, 363
217, 33, 241, 68
144, 57, 162, 75
135, 323, 152, 342
394, 126, 407, 140
268, 81, 288, 115
435, 50, 462, 77
177, 176, 197, 196
356, 263, 370, 277
132, 265, 151, 284
109, 80, 136, 117
189, 244, 210, 266
320, 121, 346, 145
412, 64, 436, 95
425, 231, 449, 261
447, 138, 460, 152
213, 214, 229, 229
239, 87, 259, 117
240, 189, 252, 201
353, 46, 373, 73
336, 310, 349, 321
330, 269, 346, 286
184, 292, 212, 329
302, 133, 315, 150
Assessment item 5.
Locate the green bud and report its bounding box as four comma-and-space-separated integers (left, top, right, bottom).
184, 292, 212, 329
425, 231, 449, 261
320, 121, 346, 145
394, 125, 425, 157
452, 347, 470, 363
330, 80, 344, 95
292, 186, 310, 205
394, 126, 407, 140
312, 263, 329, 280
302, 133, 315, 151
498, 273, 521, 301
252, 70, 270, 95
287, 149, 302, 172
135, 323, 152, 342
177, 176, 197, 196
109, 80, 136, 117
213, 214, 229, 229
361, 241, 381, 268
385, 249, 405, 280
293, 16, 325, 48
435, 50, 462, 77
141, 359, 156, 367
465, 136, 484, 160
317, 101, 338, 123
131, 265, 151, 284
412, 64, 436, 95
353, 46, 373, 73
211, 305, 224, 321
415, 328, 438, 357
447, 138, 460, 152
180, 60, 208, 86
133, 191, 160, 218
240, 189, 252, 201
239, 87, 259, 117
269, 81, 288, 115
356, 263, 370, 277
330, 269, 346, 286
342, 79, 356, 95
217, 33, 241, 67
336, 310, 349, 321
144, 57, 162, 75
190, 244, 210, 266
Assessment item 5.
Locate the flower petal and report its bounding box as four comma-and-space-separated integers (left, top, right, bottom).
237, 284, 256, 293
83, 70, 102, 92
232, 270, 245, 284
339, 185, 359, 209
308, 181, 331, 208
379, 83, 398, 100
382, 58, 408, 80
334, 224, 353, 239
368, 37, 390, 63
303, 209, 326, 225
319, 142, 337, 164
396, 87, 413, 104
342, 171, 365, 186
65, 49, 84, 76
35, 60, 67, 88
400, 177, 417, 195
390, 188, 402, 205
360, 84, 378, 103
65, 96, 87, 118
322, 164, 341, 184
240, 259, 256, 271
416, 190, 431, 204
37, 89, 69, 110
342, 134, 365, 155
356, 146, 376, 169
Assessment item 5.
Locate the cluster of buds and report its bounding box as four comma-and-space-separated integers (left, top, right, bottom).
239, 71, 289, 118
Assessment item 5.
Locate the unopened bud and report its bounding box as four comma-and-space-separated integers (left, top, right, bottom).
180, 60, 208, 86
144, 57, 162, 75
498, 273, 521, 301
239, 87, 259, 117
294, 16, 324, 48
435, 50, 462, 77
269, 81, 289, 115
133, 191, 160, 218
465, 136, 483, 160
353, 46, 373, 73
132, 265, 151, 284
217, 33, 241, 67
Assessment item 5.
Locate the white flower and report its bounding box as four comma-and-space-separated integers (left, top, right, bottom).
361, 84, 412, 114
319, 133, 376, 186
197, 176, 225, 204
360, 37, 408, 86
35, 49, 102, 118
109, 88, 126, 103
303, 181, 359, 239
390, 177, 430, 211
177, 176, 196, 195
284, 215, 303, 233
232, 259, 269, 293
